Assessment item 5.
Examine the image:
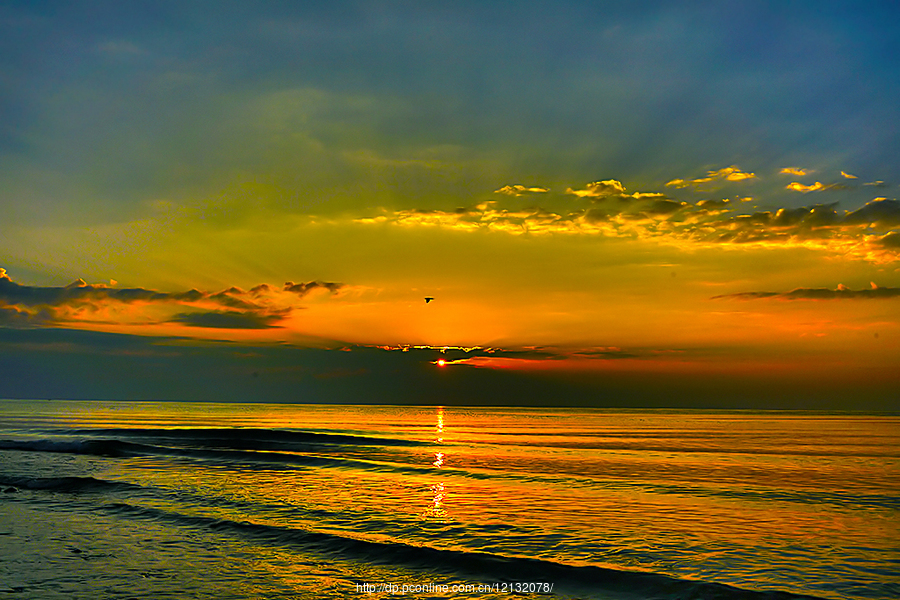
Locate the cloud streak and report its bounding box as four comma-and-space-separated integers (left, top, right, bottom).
785, 181, 847, 193
666, 166, 756, 189
370, 343, 644, 371
494, 185, 550, 196
780, 167, 811, 176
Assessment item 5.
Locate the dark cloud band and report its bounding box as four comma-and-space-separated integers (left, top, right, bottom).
712, 284, 900, 301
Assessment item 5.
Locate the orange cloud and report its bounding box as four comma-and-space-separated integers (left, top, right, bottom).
786, 181, 831, 192
0, 268, 347, 331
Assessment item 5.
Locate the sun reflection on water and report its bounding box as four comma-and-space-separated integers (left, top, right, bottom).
429, 482, 446, 516
424, 406, 448, 521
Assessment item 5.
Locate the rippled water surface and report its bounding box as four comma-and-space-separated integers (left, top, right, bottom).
1, 401, 898, 599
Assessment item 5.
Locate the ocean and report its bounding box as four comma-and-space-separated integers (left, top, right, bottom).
0, 400, 897, 599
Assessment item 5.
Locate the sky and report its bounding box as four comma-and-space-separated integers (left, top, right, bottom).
1, 1, 899, 409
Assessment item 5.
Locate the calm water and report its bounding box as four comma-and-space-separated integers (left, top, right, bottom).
0, 401, 897, 599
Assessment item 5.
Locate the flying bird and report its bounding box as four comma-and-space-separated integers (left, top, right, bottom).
424, 297, 434, 303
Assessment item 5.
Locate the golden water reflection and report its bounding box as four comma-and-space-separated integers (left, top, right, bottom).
424, 406, 448, 520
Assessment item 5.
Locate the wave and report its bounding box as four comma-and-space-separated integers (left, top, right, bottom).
485, 439, 900, 458
0, 436, 438, 474
0, 438, 153, 457
3, 437, 897, 512
0, 475, 138, 493
60, 427, 425, 448
100, 501, 825, 600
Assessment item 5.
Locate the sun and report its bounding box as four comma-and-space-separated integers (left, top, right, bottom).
436, 359, 447, 367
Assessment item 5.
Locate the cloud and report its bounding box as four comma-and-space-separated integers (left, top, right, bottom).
876, 231, 900, 248
842, 198, 900, 228
780, 167, 810, 176
712, 282, 900, 301
169, 310, 286, 329
431, 344, 645, 370
786, 181, 833, 192
0, 305, 48, 327
841, 171, 858, 179
283, 281, 343, 296
360, 181, 681, 236
354, 178, 900, 262
643, 198, 689, 215
671, 196, 900, 261
566, 179, 627, 197
494, 184, 550, 196
0, 268, 209, 308
718, 167, 757, 182
666, 166, 756, 188
371, 344, 640, 365
0, 268, 344, 330
568, 347, 639, 360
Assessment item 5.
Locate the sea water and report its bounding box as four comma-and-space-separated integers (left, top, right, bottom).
0, 400, 897, 599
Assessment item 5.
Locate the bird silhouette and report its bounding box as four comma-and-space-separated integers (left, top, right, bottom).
424, 297, 434, 303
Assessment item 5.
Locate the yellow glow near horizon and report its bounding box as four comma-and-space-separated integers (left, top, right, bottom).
7, 213, 896, 378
